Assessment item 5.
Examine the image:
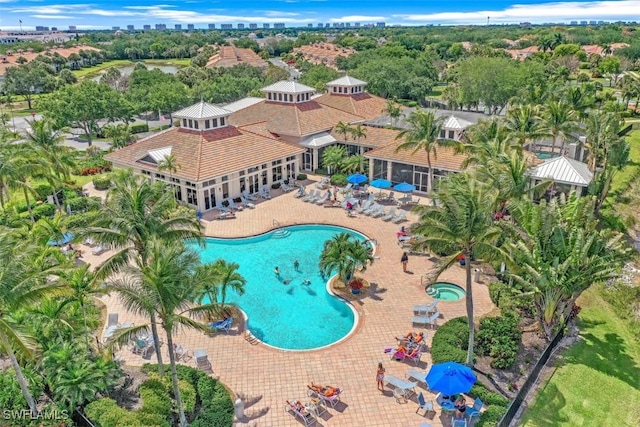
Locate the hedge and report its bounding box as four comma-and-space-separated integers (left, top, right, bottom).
93, 175, 112, 190
468, 382, 509, 427
296, 173, 308, 181
488, 281, 534, 317
314, 168, 328, 175
33, 183, 53, 201
32, 203, 56, 220
330, 174, 347, 187
430, 316, 469, 364
475, 312, 522, 369
130, 123, 149, 134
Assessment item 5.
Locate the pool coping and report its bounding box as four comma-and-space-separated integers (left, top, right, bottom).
205, 223, 372, 353
425, 281, 467, 303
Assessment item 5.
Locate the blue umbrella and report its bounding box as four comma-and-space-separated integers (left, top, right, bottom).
393, 182, 416, 193
370, 179, 392, 189
47, 232, 74, 247
426, 362, 477, 396
346, 173, 368, 184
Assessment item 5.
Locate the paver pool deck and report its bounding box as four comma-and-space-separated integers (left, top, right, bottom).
89, 178, 495, 426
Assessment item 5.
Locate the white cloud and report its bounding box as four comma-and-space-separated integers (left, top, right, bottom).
394, 1, 640, 24
263, 10, 300, 17
329, 15, 386, 23
30, 14, 75, 19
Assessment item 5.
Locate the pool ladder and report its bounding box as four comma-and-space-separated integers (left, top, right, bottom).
272, 229, 291, 239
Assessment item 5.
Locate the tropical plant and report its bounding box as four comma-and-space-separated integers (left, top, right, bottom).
319, 233, 374, 285
395, 108, 447, 194
102, 123, 136, 149
503, 104, 546, 150
382, 99, 402, 127
0, 228, 67, 415
193, 259, 246, 307
334, 121, 351, 142
541, 100, 580, 154
410, 173, 502, 364
321, 145, 346, 175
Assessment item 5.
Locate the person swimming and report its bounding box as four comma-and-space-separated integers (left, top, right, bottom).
293, 260, 300, 271
283, 279, 291, 285
274, 266, 280, 277
303, 279, 311, 285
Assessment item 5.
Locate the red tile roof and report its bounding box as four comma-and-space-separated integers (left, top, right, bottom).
206, 45, 268, 69
0, 45, 100, 75
105, 126, 304, 181
315, 92, 391, 120
330, 126, 402, 148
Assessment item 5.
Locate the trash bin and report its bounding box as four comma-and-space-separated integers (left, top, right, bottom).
473, 268, 481, 283
234, 398, 244, 418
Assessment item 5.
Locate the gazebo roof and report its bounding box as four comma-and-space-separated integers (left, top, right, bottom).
173, 101, 231, 120
261, 81, 315, 94
327, 76, 367, 87
527, 156, 593, 187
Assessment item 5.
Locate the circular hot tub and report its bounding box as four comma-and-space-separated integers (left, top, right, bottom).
426, 282, 466, 302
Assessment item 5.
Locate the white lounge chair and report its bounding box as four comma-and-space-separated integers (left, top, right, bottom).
240, 196, 255, 209
243, 190, 258, 201
363, 203, 380, 215
371, 207, 388, 218
194, 349, 213, 373
315, 192, 330, 205
414, 300, 438, 316
384, 374, 418, 400
294, 186, 307, 198
216, 200, 231, 212
412, 311, 440, 328
356, 200, 372, 213
341, 183, 353, 194
381, 207, 397, 221
92, 245, 107, 256
315, 177, 330, 190
259, 186, 271, 199
107, 313, 119, 328
302, 189, 318, 202
228, 199, 243, 211
392, 211, 408, 223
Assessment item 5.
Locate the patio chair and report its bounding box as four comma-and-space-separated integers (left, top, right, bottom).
107, 313, 119, 328
242, 190, 258, 201
381, 207, 397, 221
210, 317, 233, 333
405, 368, 430, 390
363, 203, 380, 215
259, 186, 271, 199
83, 237, 96, 247
384, 375, 418, 400
315, 192, 330, 205
228, 199, 243, 211
315, 177, 330, 190
416, 392, 435, 416
356, 200, 372, 213
465, 398, 484, 419
194, 349, 213, 373
391, 347, 422, 365
452, 417, 468, 427
392, 211, 408, 223
215, 200, 231, 212
387, 191, 396, 202
371, 207, 388, 218
173, 344, 192, 362
240, 196, 256, 209
285, 401, 316, 426
92, 245, 107, 255
412, 311, 440, 329
294, 186, 307, 198
307, 386, 343, 408
414, 300, 438, 316
341, 183, 353, 194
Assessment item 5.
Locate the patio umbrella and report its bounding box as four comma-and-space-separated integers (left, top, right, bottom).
393, 182, 416, 193
47, 232, 74, 247
426, 362, 477, 396
370, 179, 392, 189
346, 173, 368, 184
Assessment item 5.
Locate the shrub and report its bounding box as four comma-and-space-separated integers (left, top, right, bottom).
33, 183, 53, 201
476, 405, 508, 426
139, 376, 172, 421
296, 173, 307, 181
271, 182, 281, 190
476, 312, 522, 369
330, 174, 347, 187
130, 123, 149, 134
431, 316, 469, 364
32, 203, 56, 220
314, 168, 328, 175
469, 383, 510, 406
349, 278, 365, 290
488, 281, 534, 317
93, 175, 112, 190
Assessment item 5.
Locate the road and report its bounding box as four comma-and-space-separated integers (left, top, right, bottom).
269, 58, 301, 80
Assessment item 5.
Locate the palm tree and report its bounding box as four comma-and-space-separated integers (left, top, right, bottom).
322, 145, 346, 175
541, 100, 580, 155
319, 233, 374, 284
102, 124, 135, 149
381, 99, 402, 127
0, 228, 67, 415
110, 241, 220, 426
410, 173, 502, 364
395, 109, 446, 194
334, 121, 351, 142
84, 169, 204, 373
349, 124, 367, 172
340, 155, 365, 174
210, 259, 246, 306
561, 85, 596, 119
158, 153, 181, 184
503, 104, 546, 150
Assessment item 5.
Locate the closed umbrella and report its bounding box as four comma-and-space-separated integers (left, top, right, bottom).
426, 362, 477, 396
393, 182, 416, 193
346, 173, 368, 184
370, 179, 392, 189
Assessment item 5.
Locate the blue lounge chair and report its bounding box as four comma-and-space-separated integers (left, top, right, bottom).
211, 317, 233, 333
466, 398, 484, 419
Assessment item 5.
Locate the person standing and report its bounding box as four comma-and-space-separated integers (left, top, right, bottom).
293, 260, 300, 271
401, 252, 409, 272
376, 362, 385, 391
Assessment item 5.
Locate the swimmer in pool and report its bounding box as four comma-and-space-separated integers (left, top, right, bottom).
274, 266, 280, 277
303, 279, 311, 285
283, 279, 291, 285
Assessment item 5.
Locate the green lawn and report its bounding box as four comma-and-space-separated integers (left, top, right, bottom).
520, 285, 640, 426
74, 58, 190, 78
610, 130, 640, 196
6, 174, 100, 207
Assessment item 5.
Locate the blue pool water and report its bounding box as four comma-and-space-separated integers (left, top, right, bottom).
189, 225, 365, 350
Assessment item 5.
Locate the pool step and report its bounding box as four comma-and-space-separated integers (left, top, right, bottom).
272, 229, 291, 239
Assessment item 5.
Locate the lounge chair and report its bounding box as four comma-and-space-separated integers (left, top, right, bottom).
392, 211, 408, 223
210, 317, 233, 333
412, 311, 440, 328
371, 207, 388, 218
284, 401, 316, 426
381, 207, 397, 221
92, 245, 107, 256
356, 200, 372, 213
302, 189, 318, 202
417, 392, 435, 416
307, 386, 343, 408
391, 347, 422, 365
107, 313, 119, 328
279, 180, 293, 192
243, 190, 258, 201
259, 186, 271, 199
315, 192, 330, 205
174, 344, 192, 362
341, 183, 353, 194
452, 418, 468, 427
387, 191, 396, 203
405, 368, 430, 390
240, 196, 255, 209
215, 200, 231, 212
294, 186, 307, 198
83, 237, 96, 247
465, 398, 484, 419
414, 300, 438, 316
315, 177, 330, 190
218, 211, 236, 220
194, 349, 213, 373
228, 199, 243, 211
363, 203, 380, 215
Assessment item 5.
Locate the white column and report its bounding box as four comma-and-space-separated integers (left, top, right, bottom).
386, 161, 393, 181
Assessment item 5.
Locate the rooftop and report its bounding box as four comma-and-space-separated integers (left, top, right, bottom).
261, 81, 316, 94
328, 75, 367, 86
173, 101, 232, 120
527, 155, 593, 186
206, 45, 268, 69
315, 92, 391, 121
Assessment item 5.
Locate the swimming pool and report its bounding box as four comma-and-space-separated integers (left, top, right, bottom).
534, 151, 558, 160
189, 225, 365, 350
426, 282, 466, 302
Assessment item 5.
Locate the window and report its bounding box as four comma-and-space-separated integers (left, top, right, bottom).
278, 93, 282, 101
205, 120, 210, 129
439, 130, 446, 138
185, 181, 196, 188
448, 130, 454, 139
188, 119, 193, 128
272, 159, 282, 166
194, 121, 199, 130
186, 188, 198, 206
142, 170, 151, 176
248, 166, 259, 173
203, 179, 216, 188
182, 119, 187, 127
333, 87, 337, 93
155, 173, 166, 180
222, 182, 229, 199
239, 171, 245, 176
212, 118, 218, 127
272, 165, 282, 182
171, 177, 180, 183
261, 164, 267, 169
221, 117, 225, 126
268, 93, 272, 100
222, 175, 228, 182
286, 155, 297, 161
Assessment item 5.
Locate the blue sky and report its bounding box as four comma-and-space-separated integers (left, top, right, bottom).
1, 0, 640, 30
